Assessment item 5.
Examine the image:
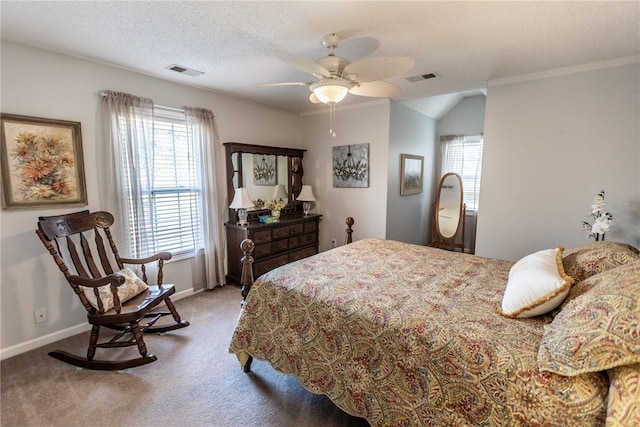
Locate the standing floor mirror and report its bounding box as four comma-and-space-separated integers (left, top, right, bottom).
431, 172, 466, 252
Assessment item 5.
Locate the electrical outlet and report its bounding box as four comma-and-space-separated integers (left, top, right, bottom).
35, 307, 47, 324
331, 239, 337, 248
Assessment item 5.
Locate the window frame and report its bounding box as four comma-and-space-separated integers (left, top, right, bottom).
439, 135, 484, 213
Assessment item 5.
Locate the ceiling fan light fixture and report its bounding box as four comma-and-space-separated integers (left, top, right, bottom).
310, 80, 352, 104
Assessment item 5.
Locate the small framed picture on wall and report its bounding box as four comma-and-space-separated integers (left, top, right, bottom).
400, 153, 424, 195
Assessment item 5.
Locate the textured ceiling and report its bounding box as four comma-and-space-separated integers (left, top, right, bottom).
1, 1, 639, 118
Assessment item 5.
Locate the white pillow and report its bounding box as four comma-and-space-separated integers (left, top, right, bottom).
82, 267, 149, 313
498, 248, 574, 318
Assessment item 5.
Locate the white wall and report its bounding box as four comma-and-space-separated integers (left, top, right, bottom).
0, 41, 302, 358
437, 95, 486, 137
386, 102, 436, 245
301, 101, 391, 250
476, 61, 640, 261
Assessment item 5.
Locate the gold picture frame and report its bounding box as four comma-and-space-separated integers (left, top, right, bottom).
1, 114, 87, 209
400, 153, 424, 195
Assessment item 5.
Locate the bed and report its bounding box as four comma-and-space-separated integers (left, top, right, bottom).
229, 238, 640, 426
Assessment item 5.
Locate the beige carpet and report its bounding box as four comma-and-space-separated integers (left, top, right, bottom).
1, 285, 369, 427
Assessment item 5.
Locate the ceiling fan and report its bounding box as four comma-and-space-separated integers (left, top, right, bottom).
259, 33, 415, 136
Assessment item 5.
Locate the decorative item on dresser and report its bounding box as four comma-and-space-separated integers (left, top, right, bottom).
224, 142, 320, 285
297, 184, 316, 215
229, 187, 254, 226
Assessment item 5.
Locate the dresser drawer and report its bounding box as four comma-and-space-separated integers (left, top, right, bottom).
254, 254, 289, 278
288, 235, 302, 249
254, 243, 272, 258
296, 232, 317, 246
288, 223, 304, 236
272, 226, 291, 240
289, 246, 318, 262
252, 229, 272, 245
271, 238, 289, 253
303, 221, 317, 233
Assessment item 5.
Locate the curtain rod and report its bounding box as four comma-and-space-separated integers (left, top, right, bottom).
439, 134, 483, 141
100, 92, 184, 112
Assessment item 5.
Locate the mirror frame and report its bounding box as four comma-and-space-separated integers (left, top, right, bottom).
432, 172, 465, 252
224, 142, 306, 223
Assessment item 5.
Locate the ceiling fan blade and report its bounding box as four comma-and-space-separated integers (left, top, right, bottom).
342, 57, 414, 82
349, 81, 401, 98
275, 51, 331, 78
253, 81, 309, 87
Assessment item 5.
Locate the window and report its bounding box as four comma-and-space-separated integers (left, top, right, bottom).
149, 107, 201, 256
104, 92, 224, 288
440, 135, 484, 211
114, 105, 202, 258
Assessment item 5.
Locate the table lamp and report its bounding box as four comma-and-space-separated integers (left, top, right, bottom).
272, 184, 288, 203
229, 187, 254, 225
297, 185, 316, 216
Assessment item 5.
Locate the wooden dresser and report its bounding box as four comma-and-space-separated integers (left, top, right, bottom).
225, 214, 321, 285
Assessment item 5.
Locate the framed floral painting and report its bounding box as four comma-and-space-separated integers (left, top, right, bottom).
1, 114, 87, 209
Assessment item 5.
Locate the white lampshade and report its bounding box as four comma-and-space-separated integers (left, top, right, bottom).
297, 185, 316, 202
272, 184, 288, 200
310, 80, 351, 104
229, 188, 254, 209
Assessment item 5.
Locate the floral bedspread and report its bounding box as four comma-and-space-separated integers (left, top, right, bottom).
229, 239, 608, 426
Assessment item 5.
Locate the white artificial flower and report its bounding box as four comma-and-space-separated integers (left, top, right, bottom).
591, 215, 611, 234
591, 195, 605, 214
581, 190, 612, 240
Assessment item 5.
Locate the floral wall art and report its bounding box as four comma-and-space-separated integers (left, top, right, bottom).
1, 114, 86, 209
332, 143, 369, 188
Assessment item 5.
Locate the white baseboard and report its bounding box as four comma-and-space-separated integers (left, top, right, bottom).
0, 323, 91, 361
0, 287, 198, 361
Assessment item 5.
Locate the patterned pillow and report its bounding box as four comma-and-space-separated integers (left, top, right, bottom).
498, 247, 574, 318
562, 241, 639, 282
606, 363, 640, 427
82, 267, 149, 313
537, 261, 640, 376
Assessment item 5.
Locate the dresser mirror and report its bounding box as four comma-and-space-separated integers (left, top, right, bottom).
431, 172, 466, 252
224, 142, 306, 223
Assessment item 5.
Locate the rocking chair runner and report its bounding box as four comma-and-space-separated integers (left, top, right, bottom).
36, 210, 189, 370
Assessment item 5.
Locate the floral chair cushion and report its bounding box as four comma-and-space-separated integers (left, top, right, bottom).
537, 260, 640, 376
562, 241, 639, 282
82, 267, 149, 313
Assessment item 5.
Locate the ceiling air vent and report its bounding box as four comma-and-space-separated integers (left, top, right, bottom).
166, 64, 204, 77
405, 72, 439, 83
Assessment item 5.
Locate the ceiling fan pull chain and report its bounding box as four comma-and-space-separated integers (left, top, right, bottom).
329, 103, 337, 137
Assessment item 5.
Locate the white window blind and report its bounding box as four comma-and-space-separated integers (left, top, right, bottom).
441, 135, 484, 211
150, 106, 201, 256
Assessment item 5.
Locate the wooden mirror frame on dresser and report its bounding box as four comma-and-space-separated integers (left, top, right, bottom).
224, 142, 307, 223
224, 142, 321, 286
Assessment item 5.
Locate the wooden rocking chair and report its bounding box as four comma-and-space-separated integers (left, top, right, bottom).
36, 210, 189, 370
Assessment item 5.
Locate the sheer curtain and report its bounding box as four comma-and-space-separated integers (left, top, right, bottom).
101, 90, 156, 256
184, 107, 226, 289
438, 134, 484, 212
